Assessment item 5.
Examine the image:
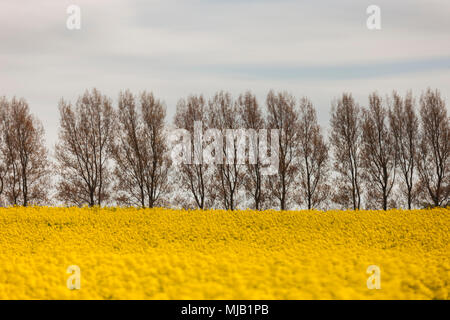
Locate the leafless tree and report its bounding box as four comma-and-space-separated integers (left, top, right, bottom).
0, 97, 7, 201
207, 91, 245, 210
237, 91, 267, 210
416, 88, 449, 207
55, 88, 115, 207
388, 91, 418, 209
361, 92, 396, 210
173, 95, 213, 209
0, 97, 50, 206
329, 93, 362, 210
265, 90, 300, 210
296, 97, 329, 209
112, 90, 171, 208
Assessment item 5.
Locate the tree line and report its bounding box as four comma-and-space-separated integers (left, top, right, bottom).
0, 88, 448, 210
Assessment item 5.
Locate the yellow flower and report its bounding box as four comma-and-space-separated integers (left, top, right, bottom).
0, 207, 448, 299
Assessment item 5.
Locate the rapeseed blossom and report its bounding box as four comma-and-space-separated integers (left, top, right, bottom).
0, 207, 448, 299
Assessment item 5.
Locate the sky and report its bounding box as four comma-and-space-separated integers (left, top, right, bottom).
0, 0, 449, 148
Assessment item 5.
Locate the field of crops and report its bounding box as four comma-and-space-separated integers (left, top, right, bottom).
0, 207, 448, 299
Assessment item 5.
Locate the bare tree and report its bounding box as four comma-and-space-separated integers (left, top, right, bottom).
141, 92, 171, 207
173, 95, 213, 209
388, 91, 418, 209
112, 90, 144, 207
296, 97, 329, 209
361, 92, 396, 210
0, 97, 50, 206
265, 91, 299, 210
329, 93, 362, 210
207, 91, 244, 210
416, 88, 449, 207
55, 88, 115, 207
0, 97, 8, 202
112, 90, 170, 208
237, 91, 267, 210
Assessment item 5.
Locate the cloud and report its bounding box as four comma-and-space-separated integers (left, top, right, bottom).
0, 0, 449, 147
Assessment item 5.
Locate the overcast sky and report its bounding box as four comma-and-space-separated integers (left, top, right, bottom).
1, 0, 449, 147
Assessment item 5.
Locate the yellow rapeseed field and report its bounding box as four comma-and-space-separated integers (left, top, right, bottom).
0, 206, 448, 299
